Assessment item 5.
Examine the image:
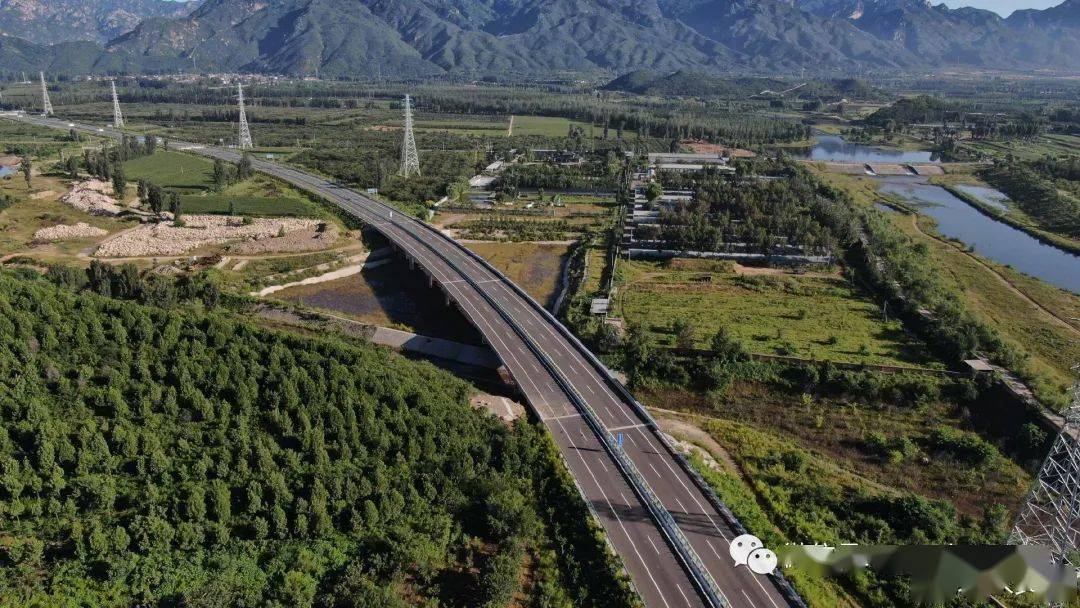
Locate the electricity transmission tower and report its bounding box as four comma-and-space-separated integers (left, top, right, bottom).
1010, 372, 1080, 569
236, 83, 253, 150
399, 94, 420, 177
39, 72, 53, 116
110, 80, 124, 128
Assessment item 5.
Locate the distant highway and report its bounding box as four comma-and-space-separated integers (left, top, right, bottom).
12, 114, 803, 608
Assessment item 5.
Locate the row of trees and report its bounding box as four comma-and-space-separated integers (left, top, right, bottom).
0, 269, 634, 607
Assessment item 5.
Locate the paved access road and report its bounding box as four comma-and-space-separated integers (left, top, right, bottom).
13, 114, 801, 608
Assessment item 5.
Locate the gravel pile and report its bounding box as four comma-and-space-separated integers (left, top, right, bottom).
95, 215, 320, 258
33, 222, 108, 242
62, 180, 124, 216
229, 223, 339, 254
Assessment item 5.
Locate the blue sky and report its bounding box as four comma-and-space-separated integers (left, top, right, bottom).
939, 0, 1062, 15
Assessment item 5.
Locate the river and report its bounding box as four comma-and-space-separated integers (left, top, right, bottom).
791, 135, 1078, 292
878, 177, 1080, 293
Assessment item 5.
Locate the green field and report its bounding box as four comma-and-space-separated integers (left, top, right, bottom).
122, 150, 216, 192
511, 115, 594, 137
180, 177, 319, 216
615, 259, 940, 368
124, 152, 322, 217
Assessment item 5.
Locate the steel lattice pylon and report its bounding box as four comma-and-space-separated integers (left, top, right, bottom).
237, 83, 253, 150
110, 80, 124, 128
39, 72, 52, 116
399, 94, 420, 177
1010, 374, 1080, 569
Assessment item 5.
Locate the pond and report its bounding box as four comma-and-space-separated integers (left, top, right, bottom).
788, 134, 939, 164
878, 177, 1080, 293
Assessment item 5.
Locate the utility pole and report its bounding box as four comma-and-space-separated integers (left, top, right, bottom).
39, 71, 53, 116
111, 79, 124, 128
1010, 371, 1080, 570
399, 94, 420, 177
237, 83, 253, 150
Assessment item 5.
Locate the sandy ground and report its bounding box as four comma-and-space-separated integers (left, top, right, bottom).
255, 264, 365, 296
730, 262, 838, 279
682, 140, 757, 157
649, 408, 742, 478
471, 393, 525, 422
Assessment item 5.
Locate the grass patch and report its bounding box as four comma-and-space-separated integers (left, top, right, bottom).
891, 210, 1080, 406
0, 172, 127, 261
466, 241, 572, 308
615, 260, 940, 368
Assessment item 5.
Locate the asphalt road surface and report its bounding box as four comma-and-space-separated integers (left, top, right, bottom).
12, 114, 801, 608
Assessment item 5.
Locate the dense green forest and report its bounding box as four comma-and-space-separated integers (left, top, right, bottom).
0, 270, 635, 607
980, 157, 1080, 239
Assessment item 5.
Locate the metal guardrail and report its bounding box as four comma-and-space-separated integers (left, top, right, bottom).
403, 214, 807, 608
366, 213, 730, 608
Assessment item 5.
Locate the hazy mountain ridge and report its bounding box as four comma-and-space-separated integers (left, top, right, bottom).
0, 0, 194, 45
2, 0, 1078, 76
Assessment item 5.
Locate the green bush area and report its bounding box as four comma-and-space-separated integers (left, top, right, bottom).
980, 158, 1080, 241
0, 270, 633, 607
691, 415, 1011, 607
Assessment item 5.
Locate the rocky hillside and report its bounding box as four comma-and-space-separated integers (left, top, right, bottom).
0, 0, 194, 45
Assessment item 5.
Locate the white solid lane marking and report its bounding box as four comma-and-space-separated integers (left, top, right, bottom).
648, 536, 662, 555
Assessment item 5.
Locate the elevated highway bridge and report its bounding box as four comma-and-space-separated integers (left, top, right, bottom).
11, 114, 804, 608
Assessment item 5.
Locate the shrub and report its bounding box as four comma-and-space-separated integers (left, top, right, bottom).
928, 426, 997, 464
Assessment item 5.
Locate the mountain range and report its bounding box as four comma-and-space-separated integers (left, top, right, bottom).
0, 0, 193, 45
0, 0, 1077, 76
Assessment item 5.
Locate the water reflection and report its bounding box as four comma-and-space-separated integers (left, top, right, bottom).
789, 135, 939, 164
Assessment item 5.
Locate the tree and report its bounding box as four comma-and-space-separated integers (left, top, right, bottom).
148, 184, 165, 216
20, 155, 31, 190
168, 192, 182, 222
710, 326, 746, 364
212, 159, 229, 191
65, 156, 78, 179
672, 318, 696, 349
644, 181, 662, 203
112, 165, 127, 199
236, 153, 253, 181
